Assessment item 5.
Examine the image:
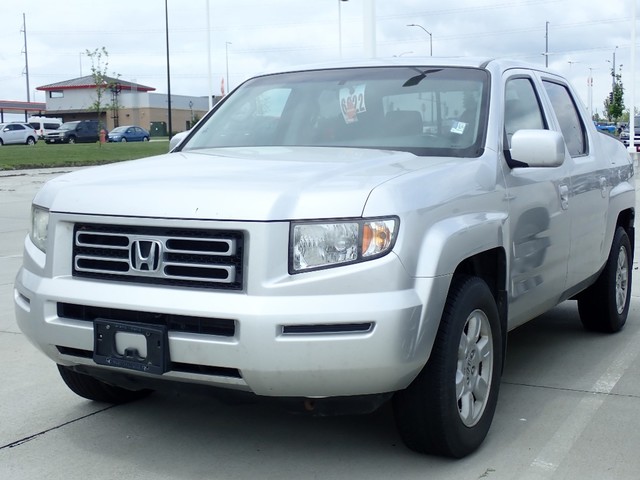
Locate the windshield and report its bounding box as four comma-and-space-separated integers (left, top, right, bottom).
59, 122, 77, 130
110, 127, 127, 133
184, 66, 489, 157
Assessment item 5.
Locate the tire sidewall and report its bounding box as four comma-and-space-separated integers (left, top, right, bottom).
434, 277, 503, 455
605, 228, 632, 330
394, 275, 503, 457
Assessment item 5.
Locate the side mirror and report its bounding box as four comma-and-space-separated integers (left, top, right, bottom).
169, 130, 190, 151
510, 129, 565, 167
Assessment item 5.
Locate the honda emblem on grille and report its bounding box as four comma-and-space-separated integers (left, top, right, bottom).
130, 240, 162, 272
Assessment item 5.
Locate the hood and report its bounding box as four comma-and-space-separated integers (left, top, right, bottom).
36, 147, 445, 221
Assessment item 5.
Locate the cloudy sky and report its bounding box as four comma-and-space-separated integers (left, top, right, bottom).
0, 0, 635, 119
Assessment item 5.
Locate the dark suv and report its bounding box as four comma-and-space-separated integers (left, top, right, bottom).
44, 120, 100, 144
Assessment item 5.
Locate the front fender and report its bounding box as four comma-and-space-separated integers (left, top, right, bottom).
408, 212, 508, 278
395, 212, 507, 372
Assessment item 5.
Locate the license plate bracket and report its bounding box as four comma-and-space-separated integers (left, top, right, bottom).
94, 319, 168, 375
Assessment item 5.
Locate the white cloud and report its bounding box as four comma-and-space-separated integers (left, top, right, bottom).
0, 0, 635, 119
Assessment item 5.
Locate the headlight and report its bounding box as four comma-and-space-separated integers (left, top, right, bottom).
30, 205, 49, 253
290, 217, 398, 273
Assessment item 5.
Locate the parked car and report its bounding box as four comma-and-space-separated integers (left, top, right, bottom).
619, 115, 640, 149
28, 116, 62, 139
14, 58, 635, 458
595, 121, 617, 134
108, 125, 150, 143
0, 122, 38, 146
44, 120, 100, 144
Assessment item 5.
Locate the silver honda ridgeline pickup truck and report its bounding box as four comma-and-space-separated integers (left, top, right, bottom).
15, 58, 635, 457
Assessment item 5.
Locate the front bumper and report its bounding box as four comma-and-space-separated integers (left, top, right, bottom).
14, 214, 443, 398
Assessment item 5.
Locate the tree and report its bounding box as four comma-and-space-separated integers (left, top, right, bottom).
85, 47, 120, 131
108, 78, 123, 128
604, 67, 624, 122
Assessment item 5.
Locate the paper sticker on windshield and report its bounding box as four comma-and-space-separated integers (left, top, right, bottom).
450, 121, 467, 135
340, 85, 367, 124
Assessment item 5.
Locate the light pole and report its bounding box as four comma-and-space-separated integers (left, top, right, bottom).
165, 0, 172, 137
545, 21, 549, 67
206, 0, 213, 110
338, 0, 348, 58
225, 41, 232, 94
407, 24, 432, 56
588, 67, 597, 120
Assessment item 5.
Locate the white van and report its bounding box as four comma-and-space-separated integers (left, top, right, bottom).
27, 116, 62, 139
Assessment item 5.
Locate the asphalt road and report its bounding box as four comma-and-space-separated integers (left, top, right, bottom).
1, 167, 640, 480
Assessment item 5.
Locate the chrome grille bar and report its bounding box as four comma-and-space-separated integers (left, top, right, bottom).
72, 224, 244, 290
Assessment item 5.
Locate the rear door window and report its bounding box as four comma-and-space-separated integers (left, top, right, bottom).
542, 81, 587, 156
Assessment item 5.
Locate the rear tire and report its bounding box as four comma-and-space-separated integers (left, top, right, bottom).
26, 137, 36, 145
578, 226, 632, 333
393, 275, 503, 458
57, 365, 152, 404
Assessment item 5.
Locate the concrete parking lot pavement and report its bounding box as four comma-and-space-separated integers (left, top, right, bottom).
1, 167, 640, 480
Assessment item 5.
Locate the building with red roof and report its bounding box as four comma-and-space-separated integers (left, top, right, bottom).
36, 75, 214, 135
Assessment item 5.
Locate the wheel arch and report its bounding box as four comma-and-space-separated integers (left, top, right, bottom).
453, 248, 508, 368
616, 208, 635, 261
409, 214, 509, 373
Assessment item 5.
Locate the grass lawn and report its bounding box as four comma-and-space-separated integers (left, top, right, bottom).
0, 140, 170, 170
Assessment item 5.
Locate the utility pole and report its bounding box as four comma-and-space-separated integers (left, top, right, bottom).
225, 41, 232, 93
611, 46, 618, 93
22, 13, 30, 102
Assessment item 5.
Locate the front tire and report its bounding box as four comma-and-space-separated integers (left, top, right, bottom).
393, 275, 503, 458
578, 226, 632, 333
120, 137, 127, 143
57, 365, 152, 404
67, 136, 76, 144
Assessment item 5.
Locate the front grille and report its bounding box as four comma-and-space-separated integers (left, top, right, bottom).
58, 303, 236, 337
72, 224, 244, 290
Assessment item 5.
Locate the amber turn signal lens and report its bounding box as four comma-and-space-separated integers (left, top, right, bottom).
362, 223, 373, 254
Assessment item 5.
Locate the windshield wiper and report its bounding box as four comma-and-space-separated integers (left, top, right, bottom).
403, 69, 442, 87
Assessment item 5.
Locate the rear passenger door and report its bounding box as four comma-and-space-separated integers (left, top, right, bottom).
541, 77, 608, 288
501, 72, 572, 327
6, 124, 26, 144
